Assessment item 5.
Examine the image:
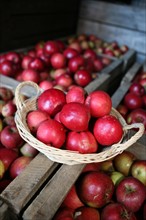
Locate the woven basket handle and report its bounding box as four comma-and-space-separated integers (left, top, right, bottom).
112, 122, 145, 150
15, 81, 41, 110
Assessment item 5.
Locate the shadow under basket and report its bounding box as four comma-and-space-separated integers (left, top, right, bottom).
14, 81, 145, 165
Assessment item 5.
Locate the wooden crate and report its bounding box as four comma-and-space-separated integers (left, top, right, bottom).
0, 62, 145, 220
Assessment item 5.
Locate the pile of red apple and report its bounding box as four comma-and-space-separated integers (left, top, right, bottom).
26, 87, 124, 154
117, 68, 146, 133
53, 150, 146, 220
0, 87, 38, 193
0, 36, 113, 93
67, 33, 129, 58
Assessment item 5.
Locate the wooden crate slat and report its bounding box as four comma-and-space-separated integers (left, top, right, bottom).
112, 62, 142, 107
23, 164, 85, 220
0, 154, 58, 215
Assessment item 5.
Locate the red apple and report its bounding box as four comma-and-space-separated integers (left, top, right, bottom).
53, 207, 74, 220
44, 41, 60, 56
82, 162, 101, 173
117, 104, 129, 118
126, 108, 146, 131
3, 116, 15, 126
63, 48, 79, 60
66, 86, 86, 104
113, 150, 136, 176
77, 171, 114, 208
39, 80, 53, 91
116, 177, 146, 212
5, 51, 21, 64
101, 202, 136, 220
139, 78, 146, 91
9, 156, 33, 179
83, 49, 97, 60
93, 58, 104, 72
129, 82, 145, 96
36, 119, 66, 148
62, 185, 84, 209
85, 90, 112, 117
68, 42, 82, 54
131, 160, 146, 186
74, 206, 100, 220
101, 57, 112, 66
28, 57, 45, 72
0, 87, 13, 102
21, 69, 40, 83
0, 148, 19, 170
1, 125, 23, 149
50, 53, 66, 69
59, 102, 90, 132
39, 54, 50, 68
68, 56, 85, 73
20, 143, 38, 157
65, 131, 98, 153
74, 69, 92, 87
0, 54, 6, 64
1, 100, 16, 117
55, 40, 66, 52
37, 88, 66, 117
93, 115, 123, 146
120, 45, 129, 53
27, 49, 36, 58
21, 55, 33, 69
0, 60, 15, 76
56, 74, 73, 88
26, 109, 50, 134
50, 68, 67, 80
124, 92, 143, 110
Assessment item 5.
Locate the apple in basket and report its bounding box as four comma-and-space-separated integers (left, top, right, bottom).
93, 115, 123, 146
85, 90, 112, 117
37, 88, 66, 117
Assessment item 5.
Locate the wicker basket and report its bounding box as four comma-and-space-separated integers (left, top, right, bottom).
14, 81, 145, 165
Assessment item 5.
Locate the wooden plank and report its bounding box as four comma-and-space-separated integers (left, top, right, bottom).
23, 164, 85, 220
0, 75, 36, 97
0, 154, 59, 215
77, 19, 146, 55
79, 0, 145, 32
121, 49, 136, 72
127, 142, 146, 160
112, 62, 142, 107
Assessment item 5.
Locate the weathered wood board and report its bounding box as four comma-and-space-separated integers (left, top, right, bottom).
77, 0, 146, 63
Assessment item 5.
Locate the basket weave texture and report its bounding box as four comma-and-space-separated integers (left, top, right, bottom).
14, 81, 145, 165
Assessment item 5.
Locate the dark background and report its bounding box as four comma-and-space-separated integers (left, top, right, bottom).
0, 0, 80, 52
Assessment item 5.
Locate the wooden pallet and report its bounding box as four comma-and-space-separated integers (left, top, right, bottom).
0, 61, 145, 220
